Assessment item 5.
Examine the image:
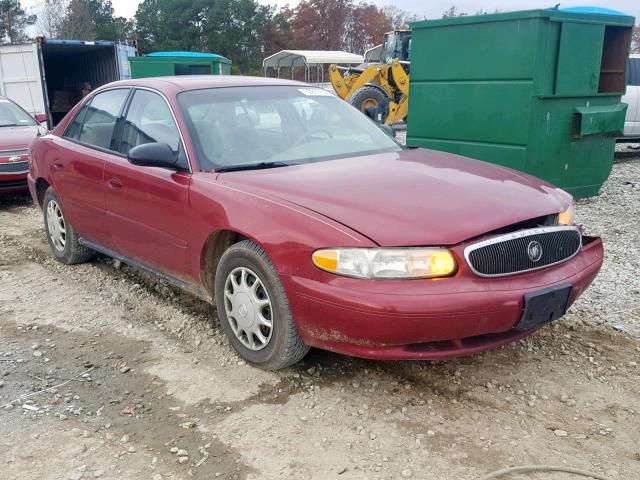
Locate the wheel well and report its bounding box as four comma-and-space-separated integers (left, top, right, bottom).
35, 178, 50, 208
201, 230, 248, 297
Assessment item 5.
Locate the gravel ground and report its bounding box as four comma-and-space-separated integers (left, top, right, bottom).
567, 158, 640, 336
1, 156, 639, 480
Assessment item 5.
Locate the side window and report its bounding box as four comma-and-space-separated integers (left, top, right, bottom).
118, 89, 188, 169
75, 89, 129, 150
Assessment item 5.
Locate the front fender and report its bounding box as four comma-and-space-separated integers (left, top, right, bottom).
188, 174, 376, 281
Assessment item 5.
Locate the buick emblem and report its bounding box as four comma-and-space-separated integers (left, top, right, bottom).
527, 241, 543, 262
8, 155, 21, 162
238, 304, 248, 318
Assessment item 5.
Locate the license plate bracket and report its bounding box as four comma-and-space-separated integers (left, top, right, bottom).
515, 284, 572, 331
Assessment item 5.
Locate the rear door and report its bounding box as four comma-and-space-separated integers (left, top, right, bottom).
104, 88, 193, 279
54, 88, 130, 246
116, 44, 137, 80
0, 43, 46, 119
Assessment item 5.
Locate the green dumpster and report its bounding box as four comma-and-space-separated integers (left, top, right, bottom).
406, 8, 635, 197
130, 51, 232, 79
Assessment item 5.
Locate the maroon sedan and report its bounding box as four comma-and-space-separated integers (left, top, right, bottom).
28, 77, 603, 370
0, 96, 46, 194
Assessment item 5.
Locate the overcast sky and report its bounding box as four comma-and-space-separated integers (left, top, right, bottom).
23, 0, 640, 25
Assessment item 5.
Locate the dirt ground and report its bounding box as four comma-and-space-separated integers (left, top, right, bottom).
1, 160, 639, 480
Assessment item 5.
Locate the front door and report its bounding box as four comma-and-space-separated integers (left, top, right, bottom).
104, 88, 193, 280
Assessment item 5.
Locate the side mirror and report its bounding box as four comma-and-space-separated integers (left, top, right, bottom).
34, 113, 48, 124
128, 143, 178, 170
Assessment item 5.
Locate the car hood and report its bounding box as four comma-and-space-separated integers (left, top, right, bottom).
218, 149, 572, 246
0, 125, 39, 152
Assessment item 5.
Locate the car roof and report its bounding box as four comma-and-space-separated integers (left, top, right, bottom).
103, 75, 308, 95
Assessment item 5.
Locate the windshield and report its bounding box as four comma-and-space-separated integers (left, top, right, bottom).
177, 86, 402, 171
0, 98, 36, 127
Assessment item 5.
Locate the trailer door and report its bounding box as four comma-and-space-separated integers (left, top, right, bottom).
0, 43, 46, 118
116, 44, 137, 80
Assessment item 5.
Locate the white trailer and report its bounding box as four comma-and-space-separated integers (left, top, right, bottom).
0, 38, 136, 127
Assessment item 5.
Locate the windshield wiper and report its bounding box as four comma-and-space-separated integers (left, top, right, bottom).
216, 161, 291, 173
0, 123, 20, 127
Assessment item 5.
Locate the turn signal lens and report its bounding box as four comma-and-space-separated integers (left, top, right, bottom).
312, 250, 338, 271
558, 204, 575, 225
429, 250, 457, 277
312, 248, 457, 279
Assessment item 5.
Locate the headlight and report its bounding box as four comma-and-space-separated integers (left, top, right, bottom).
558, 204, 575, 225
312, 248, 457, 279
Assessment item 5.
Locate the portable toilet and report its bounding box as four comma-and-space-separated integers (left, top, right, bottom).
407, 8, 635, 197
130, 51, 232, 78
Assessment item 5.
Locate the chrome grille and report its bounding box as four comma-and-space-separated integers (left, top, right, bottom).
0, 149, 28, 157
464, 226, 582, 277
0, 161, 28, 174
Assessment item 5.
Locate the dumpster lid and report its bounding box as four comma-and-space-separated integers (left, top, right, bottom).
410, 7, 635, 29
146, 51, 228, 59
558, 6, 629, 16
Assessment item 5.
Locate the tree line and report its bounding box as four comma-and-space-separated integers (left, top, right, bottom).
0, 0, 420, 74
2, 0, 639, 74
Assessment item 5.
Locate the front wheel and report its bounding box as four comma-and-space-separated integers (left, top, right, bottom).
43, 188, 94, 265
214, 240, 309, 370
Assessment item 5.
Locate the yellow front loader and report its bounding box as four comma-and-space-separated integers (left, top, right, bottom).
329, 30, 411, 125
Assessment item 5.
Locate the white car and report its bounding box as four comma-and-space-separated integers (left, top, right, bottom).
622, 54, 639, 138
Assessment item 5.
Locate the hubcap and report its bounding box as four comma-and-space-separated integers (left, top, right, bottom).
46, 200, 66, 253
361, 98, 379, 110
224, 267, 273, 351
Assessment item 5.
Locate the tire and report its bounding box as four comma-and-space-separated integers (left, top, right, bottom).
214, 240, 309, 370
43, 188, 94, 265
347, 85, 390, 117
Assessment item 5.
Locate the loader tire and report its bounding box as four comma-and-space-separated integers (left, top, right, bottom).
347, 86, 390, 121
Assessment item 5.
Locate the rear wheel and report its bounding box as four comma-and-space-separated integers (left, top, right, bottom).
214, 240, 309, 370
43, 188, 94, 265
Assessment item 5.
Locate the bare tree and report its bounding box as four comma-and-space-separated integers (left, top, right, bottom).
473, 8, 503, 15
34, 0, 69, 38
58, 0, 94, 40
441, 6, 467, 18
382, 5, 421, 29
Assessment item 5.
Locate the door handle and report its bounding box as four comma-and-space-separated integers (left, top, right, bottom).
107, 177, 123, 190
52, 161, 63, 170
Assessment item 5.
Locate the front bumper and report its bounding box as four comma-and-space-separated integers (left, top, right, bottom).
0, 174, 29, 194
283, 236, 603, 360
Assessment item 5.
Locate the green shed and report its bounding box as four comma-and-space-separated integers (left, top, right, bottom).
130, 51, 232, 79
407, 7, 635, 197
